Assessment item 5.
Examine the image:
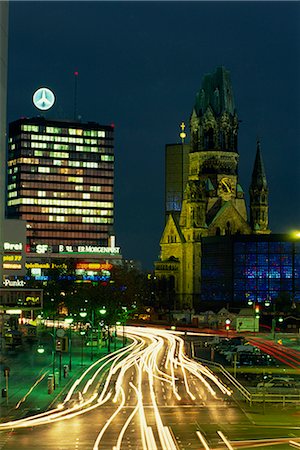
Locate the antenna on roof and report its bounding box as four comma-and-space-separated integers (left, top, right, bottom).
73, 70, 79, 120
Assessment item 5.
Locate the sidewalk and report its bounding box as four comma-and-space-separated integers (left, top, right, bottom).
0, 333, 121, 422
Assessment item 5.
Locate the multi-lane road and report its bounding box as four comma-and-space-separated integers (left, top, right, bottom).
0, 327, 299, 449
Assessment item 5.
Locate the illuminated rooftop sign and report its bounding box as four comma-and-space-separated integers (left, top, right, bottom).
59, 244, 120, 254
32, 87, 56, 111
31, 243, 120, 255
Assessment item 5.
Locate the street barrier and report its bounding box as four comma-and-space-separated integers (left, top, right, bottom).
192, 345, 300, 406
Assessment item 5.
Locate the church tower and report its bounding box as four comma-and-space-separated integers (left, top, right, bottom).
249, 141, 270, 234
155, 67, 259, 311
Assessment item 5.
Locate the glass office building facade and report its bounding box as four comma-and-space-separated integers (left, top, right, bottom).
201, 235, 300, 305
7, 118, 114, 250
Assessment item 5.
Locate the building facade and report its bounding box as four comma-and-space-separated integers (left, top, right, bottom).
201, 234, 300, 307
155, 67, 271, 310
7, 117, 115, 251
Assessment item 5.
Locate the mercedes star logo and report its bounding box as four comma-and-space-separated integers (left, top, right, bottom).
32, 87, 56, 111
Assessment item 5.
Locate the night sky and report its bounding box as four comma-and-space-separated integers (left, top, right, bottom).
7, 1, 300, 270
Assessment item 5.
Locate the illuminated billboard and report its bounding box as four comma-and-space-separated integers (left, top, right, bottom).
0, 289, 43, 309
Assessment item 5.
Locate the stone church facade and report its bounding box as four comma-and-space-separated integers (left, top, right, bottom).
155, 67, 270, 310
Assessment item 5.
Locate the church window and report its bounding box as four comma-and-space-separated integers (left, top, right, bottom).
204, 128, 214, 149
219, 131, 225, 150
225, 221, 231, 235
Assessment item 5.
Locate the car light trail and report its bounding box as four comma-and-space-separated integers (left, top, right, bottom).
217, 430, 234, 449
196, 430, 211, 449
0, 326, 247, 448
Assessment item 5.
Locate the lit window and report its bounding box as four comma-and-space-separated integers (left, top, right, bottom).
38, 167, 50, 173
68, 177, 83, 183
83, 193, 90, 199
101, 155, 114, 162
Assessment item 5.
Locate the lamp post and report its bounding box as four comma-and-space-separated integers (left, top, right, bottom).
79, 330, 86, 365
64, 317, 74, 371
99, 306, 108, 353
90, 309, 95, 361
79, 309, 87, 366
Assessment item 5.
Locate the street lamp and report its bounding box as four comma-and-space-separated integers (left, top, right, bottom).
64, 317, 74, 371
79, 309, 87, 319
80, 329, 86, 365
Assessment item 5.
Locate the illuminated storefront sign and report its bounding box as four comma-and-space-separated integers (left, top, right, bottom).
3, 279, 26, 287
26, 262, 68, 270
75, 263, 113, 270
3, 263, 22, 270
0, 289, 43, 309
3, 242, 23, 251
3, 255, 22, 262
2, 242, 24, 271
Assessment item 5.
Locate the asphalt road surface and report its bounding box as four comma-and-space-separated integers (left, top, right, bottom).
0, 327, 299, 449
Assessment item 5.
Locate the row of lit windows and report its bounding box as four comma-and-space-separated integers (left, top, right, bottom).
10, 149, 114, 163
29, 134, 107, 146
9, 166, 113, 178
11, 148, 113, 162
13, 134, 109, 146
14, 134, 110, 146
23, 214, 111, 227
8, 197, 113, 208
17, 174, 113, 184
9, 168, 113, 180
32, 191, 113, 201
47, 213, 113, 222
18, 205, 113, 217
30, 232, 109, 240
21, 124, 106, 138
13, 182, 112, 193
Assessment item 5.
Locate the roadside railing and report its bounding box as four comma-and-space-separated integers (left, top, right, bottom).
191, 342, 300, 406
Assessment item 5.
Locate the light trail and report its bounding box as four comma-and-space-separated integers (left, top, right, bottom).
2, 325, 292, 449
196, 430, 211, 449
217, 430, 235, 449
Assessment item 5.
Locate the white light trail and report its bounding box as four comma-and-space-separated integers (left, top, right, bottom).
217, 430, 234, 450
196, 431, 211, 450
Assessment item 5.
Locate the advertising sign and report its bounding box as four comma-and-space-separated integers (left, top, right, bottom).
0, 289, 43, 310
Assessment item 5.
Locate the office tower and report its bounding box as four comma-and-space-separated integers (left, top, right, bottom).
7, 117, 115, 251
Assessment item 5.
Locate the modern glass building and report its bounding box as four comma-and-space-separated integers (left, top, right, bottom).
7, 117, 115, 251
201, 234, 300, 305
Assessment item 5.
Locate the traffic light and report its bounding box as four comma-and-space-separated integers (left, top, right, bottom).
55, 337, 68, 352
